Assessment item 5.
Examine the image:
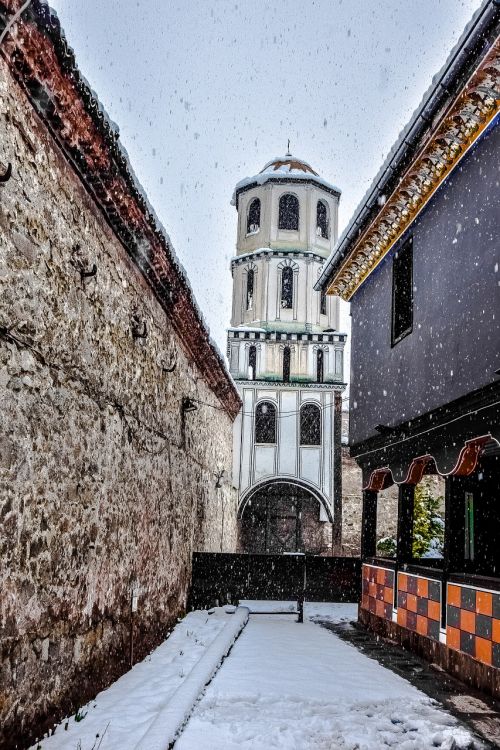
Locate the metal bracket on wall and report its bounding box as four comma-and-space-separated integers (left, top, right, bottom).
0, 163, 12, 183
214, 470, 225, 489
80, 263, 97, 282
131, 318, 147, 339
162, 351, 177, 373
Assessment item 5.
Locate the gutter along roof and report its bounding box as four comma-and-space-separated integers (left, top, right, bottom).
316, 0, 500, 301
0, 0, 241, 418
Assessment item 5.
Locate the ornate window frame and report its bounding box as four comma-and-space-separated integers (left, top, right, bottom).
254, 399, 277, 444
276, 259, 299, 320
242, 261, 258, 318
299, 401, 322, 446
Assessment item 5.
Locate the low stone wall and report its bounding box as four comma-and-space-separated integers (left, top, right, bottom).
0, 57, 237, 749
361, 562, 394, 621
340, 443, 398, 556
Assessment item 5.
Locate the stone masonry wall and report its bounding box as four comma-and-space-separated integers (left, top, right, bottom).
0, 60, 237, 749
341, 413, 398, 556
341, 412, 444, 556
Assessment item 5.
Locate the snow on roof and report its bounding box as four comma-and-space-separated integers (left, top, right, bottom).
231, 154, 341, 205
228, 326, 268, 333
231, 248, 326, 265
260, 155, 319, 176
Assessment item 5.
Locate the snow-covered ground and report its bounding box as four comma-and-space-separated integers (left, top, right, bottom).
177, 603, 477, 750
30, 608, 233, 750
32, 603, 479, 750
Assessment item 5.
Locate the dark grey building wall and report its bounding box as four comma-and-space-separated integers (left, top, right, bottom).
350, 119, 500, 447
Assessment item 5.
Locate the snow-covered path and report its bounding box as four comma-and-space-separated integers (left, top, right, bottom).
176, 603, 476, 750
30, 609, 233, 750
32, 603, 479, 750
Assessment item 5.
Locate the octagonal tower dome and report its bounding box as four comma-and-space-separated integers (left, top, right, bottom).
232, 154, 341, 259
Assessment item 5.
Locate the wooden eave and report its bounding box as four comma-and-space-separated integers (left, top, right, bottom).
327, 38, 500, 302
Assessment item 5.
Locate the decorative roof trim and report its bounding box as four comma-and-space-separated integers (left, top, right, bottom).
227, 330, 347, 343
326, 39, 500, 301
231, 248, 327, 267
0, 0, 241, 418
233, 177, 341, 209
363, 435, 494, 490
234, 379, 346, 391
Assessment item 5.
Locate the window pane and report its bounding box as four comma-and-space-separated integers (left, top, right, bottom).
279, 194, 299, 230
283, 346, 291, 382
320, 289, 327, 315
392, 238, 413, 343
255, 401, 276, 443
246, 269, 254, 310
281, 267, 293, 309
316, 200, 329, 239
247, 198, 260, 233
300, 404, 321, 445
316, 350, 324, 383
248, 345, 256, 380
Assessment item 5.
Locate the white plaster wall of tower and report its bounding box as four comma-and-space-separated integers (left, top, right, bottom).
228, 156, 347, 555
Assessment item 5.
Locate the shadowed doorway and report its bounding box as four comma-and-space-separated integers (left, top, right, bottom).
239, 482, 332, 555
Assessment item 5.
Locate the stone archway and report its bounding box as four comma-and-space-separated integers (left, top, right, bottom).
239, 481, 332, 555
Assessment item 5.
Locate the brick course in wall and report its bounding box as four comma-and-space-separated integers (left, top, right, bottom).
446, 583, 500, 669
397, 572, 441, 642
361, 563, 394, 621
361, 563, 500, 697
0, 8, 240, 748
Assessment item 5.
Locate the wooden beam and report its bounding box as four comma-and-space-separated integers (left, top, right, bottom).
361, 490, 377, 559
396, 484, 415, 564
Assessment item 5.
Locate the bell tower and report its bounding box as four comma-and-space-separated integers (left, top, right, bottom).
228, 154, 347, 554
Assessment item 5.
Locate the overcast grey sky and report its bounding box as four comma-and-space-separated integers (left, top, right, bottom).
51, 0, 481, 356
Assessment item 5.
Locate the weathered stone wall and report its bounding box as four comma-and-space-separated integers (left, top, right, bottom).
341, 413, 445, 556
340, 412, 398, 556
341, 445, 363, 555
0, 60, 237, 749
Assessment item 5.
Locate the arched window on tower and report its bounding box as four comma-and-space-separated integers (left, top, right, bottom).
320, 288, 327, 316
316, 349, 324, 383
300, 403, 321, 446
247, 198, 261, 234
246, 269, 254, 310
279, 193, 299, 231
283, 346, 291, 383
255, 401, 276, 444
281, 266, 294, 309
316, 200, 329, 239
248, 345, 256, 380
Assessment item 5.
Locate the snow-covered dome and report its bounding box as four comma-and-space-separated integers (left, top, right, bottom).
232, 153, 340, 206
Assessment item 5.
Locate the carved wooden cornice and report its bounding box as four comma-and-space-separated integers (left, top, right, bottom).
328, 40, 500, 301
363, 435, 493, 490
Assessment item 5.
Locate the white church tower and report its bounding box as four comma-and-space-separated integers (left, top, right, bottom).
228, 154, 347, 554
